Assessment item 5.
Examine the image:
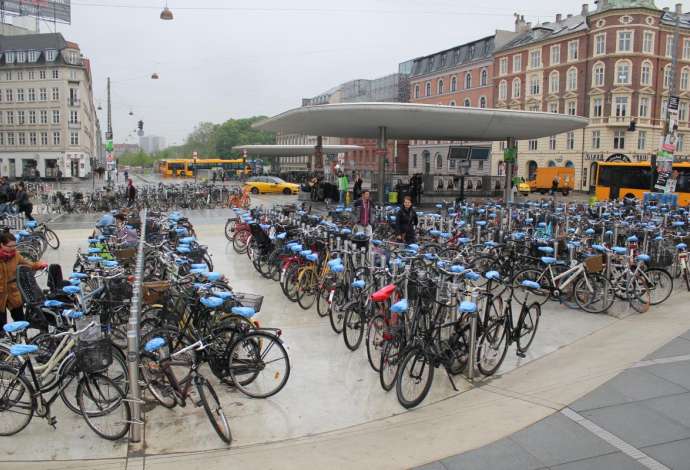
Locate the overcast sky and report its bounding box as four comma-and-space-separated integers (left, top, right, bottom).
30, 0, 677, 146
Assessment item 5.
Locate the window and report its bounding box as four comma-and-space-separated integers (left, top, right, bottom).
479, 96, 487, 108
449, 101, 456, 106
28, 111, 36, 124
450, 76, 457, 92
663, 65, 672, 89
592, 97, 603, 117
412, 154, 417, 168
529, 75, 540, 95
513, 54, 522, 73
662, 98, 668, 117
592, 130, 601, 149
616, 60, 631, 84
52, 88, 59, 100
464, 98, 471, 107
528, 104, 539, 112
18, 132, 25, 145
52, 110, 60, 124
436, 154, 443, 169
16, 89, 24, 102
70, 131, 79, 145
45, 50, 57, 61
642, 31, 654, 54
682, 68, 690, 90
684, 39, 690, 60
28, 50, 39, 62
6, 111, 14, 125
449, 157, 456, 169
17, 111, 25, 125
40, 132, 48, 145
28, 71, 34, 80
638, 130, 647, 150
70, 110, 78, 124
29, 132, 37, 145
478, 161, 484, 171
27, 88, 35, 102
16, 71, 23, 81
548, 102, 558, 113
4, 71, 10, 80
5, 89, 12, 102
498, 80, 508, 100
678, 134, 685, 152
614, 130, 625, 149
567, 100, 576, 116
414, 85, 419, 99
53, 131, 60, 145
16, 51, 26, 63
641, 61, 652, 86
51, 69, 59, 80
465, 72, 472, 89
425, 82, 431, 96
529, 49, 541, 69
549, 135, 556, 150
5, 52, 14, 64
567, 68, 577, 91
528, 139, 538, 151
568, 40, 579, 61
615, 96, 629, 117
617, 31, 633, 52
680, 101, 688, 122
567, 131, 575, 150
549, 71, 559, 94
550, 45, 561, 65
593, 63, 605, 87
666, 34, 675, 58
39, 70, 46, 80
40, 110, 47, 124
512, 78, 521, 98
595, 33, 606, 55
639, 96, 650, 117
0, 134, 3, 146
480, 68, 488, 86
7, 132, 15, 145
499, 57, 508, 75
438, 79, 444, 94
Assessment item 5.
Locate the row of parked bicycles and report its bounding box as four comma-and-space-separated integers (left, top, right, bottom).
0, 209, 289, 445
227, 197, 687, 409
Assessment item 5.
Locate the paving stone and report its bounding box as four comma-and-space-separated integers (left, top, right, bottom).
439, 437, 545, 470
550, 452, 646, 470
646, 361, 690, 390
642, 438, 690, 470
643, 337, 690, 361
571, 368, 687, 412
510, 413, 617, 466
414, 461, 447, 470
581, 401, 690, 448
642, 393, 690, 429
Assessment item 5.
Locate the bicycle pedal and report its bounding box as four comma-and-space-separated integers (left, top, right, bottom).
516, 351, 526, 358
47, 416, 58, 428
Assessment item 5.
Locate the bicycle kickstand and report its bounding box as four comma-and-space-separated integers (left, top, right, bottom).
445, 368, 459, 392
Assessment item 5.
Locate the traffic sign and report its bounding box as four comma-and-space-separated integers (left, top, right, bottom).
669, 96, 680, 111
106, 153, 113, 162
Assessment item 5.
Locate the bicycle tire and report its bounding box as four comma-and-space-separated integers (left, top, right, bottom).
77, 373, 131, 441
343, 305, 365, 351
395, 347, 434, 409
224, 219, 235, 241
196, 376, 232, 444
228, 331, 290, 399
574, 272, 615, 314
44, 228, 60, 250
644, 268, 673, 306
328, 284, 347, 334
379, 338, 402, 391
627, 274, 651, 313
366, 313, 386, 372
315, 283, 331, 318
296, 269, 317, 310
516, 302, 541, 354
0, 364, 34, 436
282, 264, 300, 302
476, 317, 509, 377
140, 352, 176, 409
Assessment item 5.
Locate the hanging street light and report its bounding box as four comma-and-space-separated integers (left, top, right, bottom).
160, 4, 173, 20
151, 73, 159, 79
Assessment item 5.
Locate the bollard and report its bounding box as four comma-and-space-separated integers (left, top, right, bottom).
467, 290, 479, 382
475, 223, 482, 243
336, 237, 342, 250
360, 247, 366, 268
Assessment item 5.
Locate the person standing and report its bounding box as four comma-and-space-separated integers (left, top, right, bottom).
124, 169, 129, 183
127, 178, 137, 207
410, 174, 420, 205
15, 182, 34, 221
395, 195, 418, 244
353, 174, 363, 201
551, 175, 559, 196
0, 230, 47, 332
338, 171, 349, 206
354, 189, 374, 235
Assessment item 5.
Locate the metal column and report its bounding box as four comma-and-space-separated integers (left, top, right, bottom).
377, 126, 388, 205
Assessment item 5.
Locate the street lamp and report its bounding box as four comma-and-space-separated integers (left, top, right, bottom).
160, 3, 173, 20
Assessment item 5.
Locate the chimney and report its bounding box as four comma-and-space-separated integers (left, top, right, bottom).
515, 13, 530, 33
676, 3, 683, 15
556, 13, 562, 22
582, 4, 589, 15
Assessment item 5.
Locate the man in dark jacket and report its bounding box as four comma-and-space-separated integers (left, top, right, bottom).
354, 190, 374, 235
127, 178, 136, 207
395, 195, 418, 244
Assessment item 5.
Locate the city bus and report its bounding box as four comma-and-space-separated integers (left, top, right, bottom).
158, 158, 261, 178
594, 161, 690, 206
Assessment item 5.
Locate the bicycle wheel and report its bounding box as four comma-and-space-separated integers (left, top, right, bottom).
379, 338, 402, 391
232, 229, 249, 254
512, 268, 550, 305
684, 267, 690, 292
644, 268, 673, 306
343, 303, 365, 351
282, 264, 300, 302
395, 347, 434, 409
44, 228, 60, 250
296, 269, 318, 310
315, 283, 332, 318
476, 318, 508, 376
228, 332, 290, 399
574, 273, 615, 314
516, 302, 541, 354
77, 373, 131, 441
0, 364, 34, 436
196, 377, 232, 444
627, 274, 651, 313
366, 313, 386, 372
224, 219, 236, 241
140, 352, 176, 409
328, 284, 347, 334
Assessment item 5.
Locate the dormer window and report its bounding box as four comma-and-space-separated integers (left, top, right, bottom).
64, 50, 80, 64
45, 49, 57, 62
16, 51, 26, 63
5, 52, 15, 64
27, 50, 40, 63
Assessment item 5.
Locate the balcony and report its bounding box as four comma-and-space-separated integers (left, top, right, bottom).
608, 116, 630, 126
68, 121, 81, 129
68, 99, 81, 107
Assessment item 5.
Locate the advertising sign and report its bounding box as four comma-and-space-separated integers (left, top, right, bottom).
0, 0, 71, 23
654, 150, 674, 192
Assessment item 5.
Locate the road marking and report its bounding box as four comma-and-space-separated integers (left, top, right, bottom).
630, 354, 690, 368
560, 408, 671, 470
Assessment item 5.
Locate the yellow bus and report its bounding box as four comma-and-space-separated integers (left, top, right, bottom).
158, 158, 253, 178
595, 161, 690, 206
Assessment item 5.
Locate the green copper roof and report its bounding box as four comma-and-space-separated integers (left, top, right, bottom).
596, 0, 658, 13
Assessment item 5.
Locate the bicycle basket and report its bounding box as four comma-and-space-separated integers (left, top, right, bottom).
143, 280, 170, 305
650, 247, 674, 269
584, 255, 604, 273
16, 265, 45, 306
75, 337, 113, 373
234, 292, 264, 312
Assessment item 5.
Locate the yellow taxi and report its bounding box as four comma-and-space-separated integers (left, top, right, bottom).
517, 180, 531, 196
243, 176, 300, 195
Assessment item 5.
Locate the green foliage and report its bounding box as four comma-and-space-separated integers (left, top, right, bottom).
117, 150, 159, 167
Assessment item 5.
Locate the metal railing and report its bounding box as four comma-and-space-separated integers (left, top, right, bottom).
127, 208, 146, 442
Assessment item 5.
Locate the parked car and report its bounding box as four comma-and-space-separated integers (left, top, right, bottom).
243, 176, 300, 195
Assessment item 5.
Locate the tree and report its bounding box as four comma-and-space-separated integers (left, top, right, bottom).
213, 116, 275, 158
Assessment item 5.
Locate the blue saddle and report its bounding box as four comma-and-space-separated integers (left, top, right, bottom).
458, 238, 470, 244
3, 321, 29, 333
341, 228, 352, 235
476, 221, 487, 226
191, 263, 207, 270
636, 254, 651, 263
44, 300, 64, 308
407, 244, 419, 252
180, 237, 196, 244
538, 246, 554, 254
25, 220, 38, 229
145, 337, 166, 353
352, 280, 366, 289
440, 232, 451, 239
585, 228, 595, 235
391, 299, 408, 314
484, 241, 498, 248
299, 250, 312, 257
277, 232, 287, 240
17, 230, 30, 237
10, 344, 39, 356
87, 238, 99, 244
525, 218, 534, 224
627, 235, 638, 243
450, 265, 465, 273
64, 309, 84, 319
69, 278, 81, 286
200, 296, 224, 309
88, 247, 102, 254
673, 221, 685, 227
464, 271, 480, 281
328, 259, 342, 268
87, 256, 102, 263
190, 268, 208, 275
485, 271, 500, 281
102, 260, 119, 268
63, 286, 80, 295
424, 253, 437, 260
203, 272, 223, 282
331, 264, 345, 273
175, 228, 188, 236
612, 247, 627, 255
521, 280, 541, 289
231, 306, 256, 318
429, 229, 441, 237
541, 257, 557, 265
677, 243, 687, 251
372, 239, 382, 246
592, 244, 606, 252
177, 246, 191, 254
307, 253, 318, 262
512, 232, 526, 241
69, 272, 88, 279
214, 291, 234, 300
459, 301, 477, 314
290, 244, 303, 253
260, 224, 271, 231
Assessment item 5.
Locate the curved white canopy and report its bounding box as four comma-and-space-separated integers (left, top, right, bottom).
254, 103, 589, 141
233, 144, 363, 156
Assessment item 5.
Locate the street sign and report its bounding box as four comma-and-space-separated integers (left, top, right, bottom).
105, 140, 113, 152
503, 148, 517, 163
669, 96, 680, 111
106, 153, 113, 163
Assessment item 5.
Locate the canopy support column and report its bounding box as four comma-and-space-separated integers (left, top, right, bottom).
503, 137, 517, 205
314, 136, 323, 174
377, 126, 388, 205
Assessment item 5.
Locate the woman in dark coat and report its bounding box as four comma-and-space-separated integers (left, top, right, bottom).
395, 195, 418, 244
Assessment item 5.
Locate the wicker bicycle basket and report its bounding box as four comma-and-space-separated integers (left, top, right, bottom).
143, 280, 170, 305
113, 247, 137, 262
234, 292, 264, 312
584, 255, 604, 273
